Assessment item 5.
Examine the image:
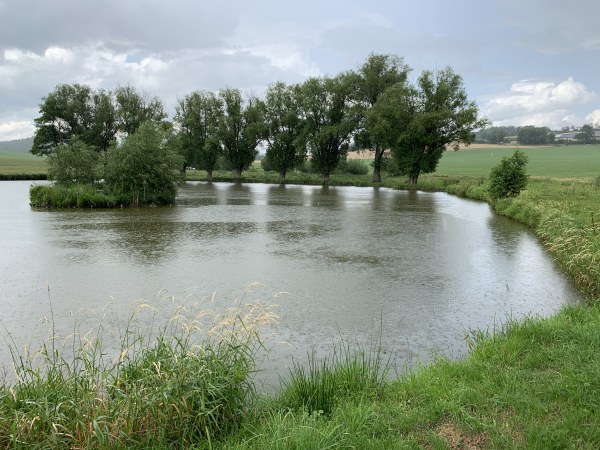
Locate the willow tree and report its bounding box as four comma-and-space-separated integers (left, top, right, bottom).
356, 53, 410, 182
263, 81, 306, 182
32, 84, 96, 156
217, 88, 266, 178
114, 86, 166, 136
369, 67, 487, 185
301, 72, 359, 181
175, 91, 224, 180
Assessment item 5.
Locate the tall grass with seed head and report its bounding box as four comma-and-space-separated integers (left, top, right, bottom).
0, 291, 278, 449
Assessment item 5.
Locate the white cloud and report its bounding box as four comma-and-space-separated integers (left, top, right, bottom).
44, 47, 73, 63
482, 77, 597, 128
585, 110, 600, 127
4, 49, 39, 62
0, 119, 34, 141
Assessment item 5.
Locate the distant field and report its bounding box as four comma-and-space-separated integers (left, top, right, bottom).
0, 152, 47, 175
436, 144, 600, 178
3, 145, 599, 179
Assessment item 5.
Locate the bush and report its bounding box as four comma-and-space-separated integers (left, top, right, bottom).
105, 122, 183, 206
296, 160, 316, 174
488, 150, 529, 199
260, 156, 273, 172
214, 154, 234, 171
335, 159, 370, 175
379, 156, 402, 176
47, 138, 99, 185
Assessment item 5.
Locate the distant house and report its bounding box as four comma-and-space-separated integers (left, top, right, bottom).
554, 132, 577, 143
555, 130, 600, 143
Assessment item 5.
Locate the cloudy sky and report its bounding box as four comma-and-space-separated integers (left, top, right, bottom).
1, 0, 599, 140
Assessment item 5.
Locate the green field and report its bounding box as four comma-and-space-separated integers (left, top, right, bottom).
0, 151, 47, 176
437, 144, 600, 178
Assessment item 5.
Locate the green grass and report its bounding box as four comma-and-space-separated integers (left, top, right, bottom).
437, 144, 600, 178
0, 297, 277, 449
0, 152, 47, 177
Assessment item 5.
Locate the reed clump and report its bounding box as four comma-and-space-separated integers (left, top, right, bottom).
0, 296, 278, 449
276, 336, 390, 416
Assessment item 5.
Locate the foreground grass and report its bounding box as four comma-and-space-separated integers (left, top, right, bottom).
219, 305, 600, 449
0, 299, 278, 449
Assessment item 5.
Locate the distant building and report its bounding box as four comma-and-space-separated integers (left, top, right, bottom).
555, 130, 600, 143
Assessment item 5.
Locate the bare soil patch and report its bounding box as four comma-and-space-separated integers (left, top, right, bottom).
436, 421, 488, 450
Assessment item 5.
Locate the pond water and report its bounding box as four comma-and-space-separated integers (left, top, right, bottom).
0, 181, 582, 387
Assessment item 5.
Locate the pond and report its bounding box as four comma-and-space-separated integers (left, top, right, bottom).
0, 181, 582, 387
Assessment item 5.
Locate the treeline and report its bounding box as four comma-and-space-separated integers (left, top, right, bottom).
31, 54, 486, 206
476, 124, 599, 145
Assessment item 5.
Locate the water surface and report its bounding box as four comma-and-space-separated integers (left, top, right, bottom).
0, 181, 582, 386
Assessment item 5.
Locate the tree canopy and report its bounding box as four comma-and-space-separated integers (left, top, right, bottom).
368, 67, 486, 184
218, 88, 266, 178
356, 53, 410, 182
517, 126, 554, 145
32, 84, 166, 156
263, 81, 307, 181
301, 72, 360, 181
175, 90, 224, 180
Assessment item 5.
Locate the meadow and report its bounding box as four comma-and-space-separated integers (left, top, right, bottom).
437, 144, 600, 178
0, 152, 47, 179
2, 144, 600, 448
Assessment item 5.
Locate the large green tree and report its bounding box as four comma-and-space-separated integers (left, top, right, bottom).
32, 84, 96, 155
105, 122, 183, 206
575, 124, 596, 144
217, 88, 266, 178
88, 89, 118, 153
114, 86, 166, 136
32, 84, 166, 158
356, 53, 410, 182
263, 82, 307, 182
301, 72, 360, 181
373, 68, 486, 185
517, 126, 554, 145
175, 91, 224, 180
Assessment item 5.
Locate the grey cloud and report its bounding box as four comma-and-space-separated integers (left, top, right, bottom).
0, 0, 235, 52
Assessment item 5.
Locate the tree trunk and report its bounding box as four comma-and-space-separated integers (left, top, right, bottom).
206, 169, 213, 182
408, 173, 419, 185
372, 145, 383, 183
234, 168, 242, 178
322, 172, 330, 184
279, 169, 286, 183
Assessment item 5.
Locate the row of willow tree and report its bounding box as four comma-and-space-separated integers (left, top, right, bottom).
32, 53, 487, 189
